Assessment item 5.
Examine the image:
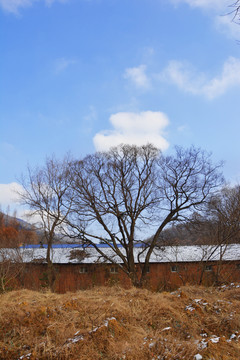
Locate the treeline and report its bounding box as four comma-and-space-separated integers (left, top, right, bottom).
152, 184, 240, 246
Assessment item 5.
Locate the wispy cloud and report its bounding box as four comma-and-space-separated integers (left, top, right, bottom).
177, 124, 188, 133
171, 0, 240, 37
0, 142, 16, 154
160, 57, 240, 99
160, 60, 205, 96
215, 14, 240, 38
124, 65, 151, 90
93, 111, 169, 151
171, 0, 228, 11
0, 0, 69, 15
45, 0, 68, 6
0, 0, 35, 14
123, 57, 240, 100
54, 57, 77, 74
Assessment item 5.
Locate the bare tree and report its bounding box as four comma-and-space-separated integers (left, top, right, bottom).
0, 248, 25, 292
18, 155, 73, 290
188, 185, 240, 284
66, 144, 223, 287
207, 185, 240, 243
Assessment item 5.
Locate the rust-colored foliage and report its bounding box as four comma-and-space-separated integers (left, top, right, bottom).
0, 212, 38, 248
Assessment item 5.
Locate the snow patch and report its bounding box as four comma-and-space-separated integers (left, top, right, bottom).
194, 354, 203, 360
161, 326, 171, 331
18, 354, 31, 360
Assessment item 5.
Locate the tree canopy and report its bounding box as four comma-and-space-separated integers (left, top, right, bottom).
18, 144, 224, 286
65, 144, 223, 286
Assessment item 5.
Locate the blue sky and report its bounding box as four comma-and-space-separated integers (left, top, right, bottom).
0, 0, 240, 213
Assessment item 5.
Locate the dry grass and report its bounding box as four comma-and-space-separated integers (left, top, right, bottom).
0, 284, 240, 359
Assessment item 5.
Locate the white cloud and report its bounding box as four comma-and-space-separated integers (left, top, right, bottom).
54, 57, 77, 74
93, 111, 169, 151
0, 183, 23, 209
0, 0, 69, 14
161, 57, 240, 99
124, 65, 151, 89
0, 183, 41, 222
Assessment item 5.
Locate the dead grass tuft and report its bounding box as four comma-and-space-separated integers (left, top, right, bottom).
0, 284, 240, 359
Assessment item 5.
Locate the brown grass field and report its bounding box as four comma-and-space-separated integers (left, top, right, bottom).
0, 284, 240, 359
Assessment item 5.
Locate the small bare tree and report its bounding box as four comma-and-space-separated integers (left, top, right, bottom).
18, 155, 73, 290
0, 248, 25, 292
66, 144, 223, 287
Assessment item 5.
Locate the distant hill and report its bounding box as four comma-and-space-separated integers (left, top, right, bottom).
0, 212, 39, 247
0, 212, 32, 229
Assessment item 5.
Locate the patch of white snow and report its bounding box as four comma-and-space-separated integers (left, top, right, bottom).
209, 335, 220, 343
194, 354, 203, 360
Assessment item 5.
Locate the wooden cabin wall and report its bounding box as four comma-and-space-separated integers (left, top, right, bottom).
4, 260, 239, 293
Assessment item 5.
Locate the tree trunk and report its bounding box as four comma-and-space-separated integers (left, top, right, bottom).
138, 270, 148, 288
46, 235, 55, 291
198, 266, 204, 285
129, 270, 141, 287
47, 261, 56, 292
